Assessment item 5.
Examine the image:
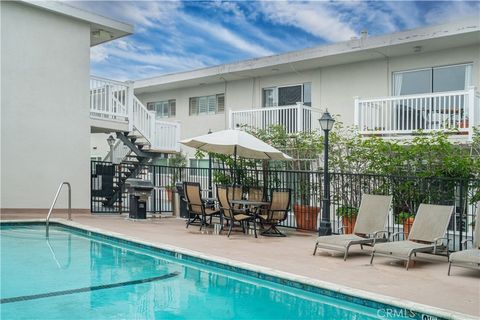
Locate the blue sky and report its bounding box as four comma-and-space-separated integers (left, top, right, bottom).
69, 1, 480, 81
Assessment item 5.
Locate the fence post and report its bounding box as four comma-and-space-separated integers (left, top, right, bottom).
468, 86, 476, 141
296, 102, 304, 132
126, 81, 135, 132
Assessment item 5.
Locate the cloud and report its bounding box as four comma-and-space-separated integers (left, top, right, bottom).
258, 1, 356, 42
183, 17, 274, 57
90, 45, 108, 63
424, 1, 480, 25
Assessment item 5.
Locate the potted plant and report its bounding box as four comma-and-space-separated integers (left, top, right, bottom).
292, 174, 320, 231
396, 211, 415, 238
336, 206, 359, 234
166, 152, 187, 202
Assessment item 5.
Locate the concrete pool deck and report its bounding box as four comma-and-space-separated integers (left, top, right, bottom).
2, 212, 479, 318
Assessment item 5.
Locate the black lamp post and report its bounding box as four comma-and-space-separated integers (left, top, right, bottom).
318, 110, 335, 236
207, 129, 213, 198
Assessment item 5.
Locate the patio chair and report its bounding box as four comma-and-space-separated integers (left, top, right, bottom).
313, 194, 393, 261
228, 185, 243, 209
370, 203, 454, 270
217, 185, 256, 238
184, 182, 220, 231
448, 205, 480, 275
247, 186, 265, 202
258, 189, 291, 237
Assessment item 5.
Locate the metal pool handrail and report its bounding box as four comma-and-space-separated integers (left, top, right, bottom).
46, 182, 72, 237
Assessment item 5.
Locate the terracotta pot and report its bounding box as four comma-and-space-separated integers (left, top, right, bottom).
166, 189, 173, 202
403, 217, 415, 238
293, 204, 320, 231
342, 216, 357, 234
459, 119, 469, 135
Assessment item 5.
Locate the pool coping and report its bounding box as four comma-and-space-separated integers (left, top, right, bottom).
1, 218, 476, 320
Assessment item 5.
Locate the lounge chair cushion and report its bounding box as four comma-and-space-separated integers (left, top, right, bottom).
373, 240, 435, 257
449, 249, 480, 265
315, 234, 372, 250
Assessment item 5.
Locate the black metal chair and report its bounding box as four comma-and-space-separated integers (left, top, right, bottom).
217, 185, 256, 238
258, 189, 291, 237
183, 182, 220, 230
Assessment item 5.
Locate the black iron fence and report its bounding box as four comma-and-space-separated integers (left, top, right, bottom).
91, 161, 478, 251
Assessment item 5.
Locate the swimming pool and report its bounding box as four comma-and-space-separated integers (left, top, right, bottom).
1, 222, 446, 320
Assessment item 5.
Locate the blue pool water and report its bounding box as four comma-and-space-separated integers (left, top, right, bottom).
1, 224, 418, 320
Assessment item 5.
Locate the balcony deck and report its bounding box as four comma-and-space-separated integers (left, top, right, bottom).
2, 212, 479, 318
355, 87, 480, 141
90, 75, 181, 153
230, 104, 322, 133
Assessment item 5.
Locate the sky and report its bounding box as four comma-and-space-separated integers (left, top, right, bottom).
68, 1, 480, 81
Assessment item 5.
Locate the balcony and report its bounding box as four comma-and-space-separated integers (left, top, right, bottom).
90, 75, 181, 153
354, 87, 480, 141
229, 104, 322, 133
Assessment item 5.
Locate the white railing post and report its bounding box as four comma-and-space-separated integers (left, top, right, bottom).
228, 109, 233, 129
175, 121, 181, 152
296, 102, 304, 132
150, 111, 156, 147
353, 96, 360, 132
126, 80, 135, 131
468, 86, 476, 141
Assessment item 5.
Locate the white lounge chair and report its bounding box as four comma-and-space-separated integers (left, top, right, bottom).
448, 205, 480, 275
370, 204, 454, 270
313, 194, 393, 261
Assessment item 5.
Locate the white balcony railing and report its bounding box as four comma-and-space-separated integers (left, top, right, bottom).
229, 103, 322, 133
90, 76, 181, 152
354, 87, 479, 140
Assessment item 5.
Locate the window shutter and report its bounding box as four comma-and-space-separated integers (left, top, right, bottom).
207, 95, 216, 114
169, 100, 176, 117
189, 97, 198, 115
216, 94, 225, 113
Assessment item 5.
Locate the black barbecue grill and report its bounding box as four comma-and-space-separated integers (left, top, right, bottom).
125, 179, 154, 219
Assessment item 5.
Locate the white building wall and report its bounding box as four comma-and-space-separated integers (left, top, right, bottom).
135, 44, 479, 158
1, 2, 91, 209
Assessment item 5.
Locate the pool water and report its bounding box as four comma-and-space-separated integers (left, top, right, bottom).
1, 224, 410, 319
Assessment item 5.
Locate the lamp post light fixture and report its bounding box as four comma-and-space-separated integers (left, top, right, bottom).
318, 110, 335, 236
207, 129, 213, 198
107, 135, 116, 163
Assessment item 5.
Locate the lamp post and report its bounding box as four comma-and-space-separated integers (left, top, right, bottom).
318, 110, 335, 236
107, 135, 116, 163
207, 129, 213, 198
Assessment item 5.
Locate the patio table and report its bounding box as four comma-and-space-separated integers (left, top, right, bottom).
230, 200, 270, 237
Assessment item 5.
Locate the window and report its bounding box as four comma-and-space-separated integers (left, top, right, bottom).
262, 83, 311, 107
146, 100, 176, 119
393, 64, 472, 96
189, 94, 225, 116
189, 159, 210, 176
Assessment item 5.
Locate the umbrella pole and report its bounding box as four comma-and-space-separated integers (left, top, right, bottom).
233, 146, 237, 186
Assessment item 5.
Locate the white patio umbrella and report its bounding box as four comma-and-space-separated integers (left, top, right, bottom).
180, 129, 292, 161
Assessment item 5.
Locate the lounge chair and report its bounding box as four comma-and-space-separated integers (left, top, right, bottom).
370, 204, 454, 270
184, 182, 220, 230
313, 194, 392, 260
217, 185, 256, 237
258, 189, 291, 237
448, 206, 480, 275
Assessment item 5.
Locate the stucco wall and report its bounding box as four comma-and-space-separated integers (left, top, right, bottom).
1, 2, 91, 209
135, 44, 479, 159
